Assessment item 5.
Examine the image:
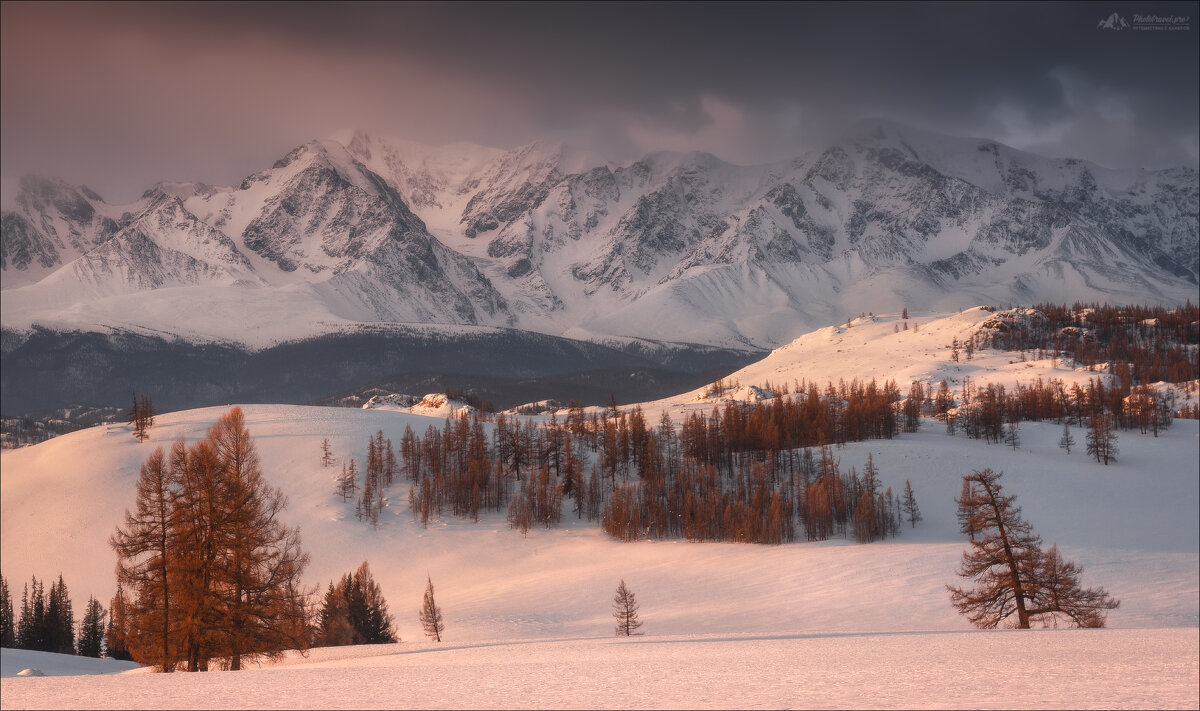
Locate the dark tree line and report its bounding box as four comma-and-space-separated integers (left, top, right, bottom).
386, 397, 917, 546
357, 430, 397, 526
945, 375, 1173, 444
0, 572, 107, 658
982, 302, 1199, 388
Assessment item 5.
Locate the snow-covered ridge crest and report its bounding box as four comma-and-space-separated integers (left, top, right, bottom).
363, 392, 476, 417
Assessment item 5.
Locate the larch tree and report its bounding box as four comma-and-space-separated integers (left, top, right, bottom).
111, 408, 313, 672
170, 438, 224, 671
337, 460, 358, 501
104, 583, 133, 660
1085, 412, 1119, 465
612, 579, 643, 636
129, 393, 155, 442
206, 407, 312, 670
418, 576, 445, 642
109, 445, 176, 671
316, 581, 354, 647
947, 469, 1118, 629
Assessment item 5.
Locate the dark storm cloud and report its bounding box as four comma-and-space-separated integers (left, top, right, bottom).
2, 1, 1197, 205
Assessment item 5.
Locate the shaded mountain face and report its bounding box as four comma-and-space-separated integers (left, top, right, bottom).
3, 123, 1196, 351
0, 176, 124, 286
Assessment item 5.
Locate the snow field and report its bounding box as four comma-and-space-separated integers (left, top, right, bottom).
2, 629, 1196, 709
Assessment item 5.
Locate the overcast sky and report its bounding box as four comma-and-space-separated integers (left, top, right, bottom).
2, 1, 1197, 205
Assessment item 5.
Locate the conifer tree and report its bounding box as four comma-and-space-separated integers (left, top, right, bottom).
418, 576, 444, 642
351, 562, 395, 644
45, 575, 74, 655
0, 574, 14, 648
902, 479, 922, 528
18, 577, 47, 651
16, 581, 34, 650
315, 562, 396, 647
956, 478, 978, 541
78, 596, 107, 658
320, 438, 335, 468
1005, 421, 1021, 451
612, 579, 643, 636
1057, 422, 1075, 454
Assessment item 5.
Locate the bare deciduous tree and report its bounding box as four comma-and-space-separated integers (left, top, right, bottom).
612, 580, 642, 636
1086, 413, 1119, 465
419, 576, 444, 642
947, 469, 1118, 629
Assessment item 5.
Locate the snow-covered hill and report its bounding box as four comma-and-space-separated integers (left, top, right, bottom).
2, 404, 1196, 638
1, 310, 1196, 707
2, 309, 1196, 638
3, 123, 1195, 350
588, 307, 1198, 429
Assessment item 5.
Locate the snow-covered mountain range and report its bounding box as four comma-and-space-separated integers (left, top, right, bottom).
2, 121, 1196, 350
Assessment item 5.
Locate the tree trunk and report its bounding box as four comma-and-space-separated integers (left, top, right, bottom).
981, 478, 1030, 628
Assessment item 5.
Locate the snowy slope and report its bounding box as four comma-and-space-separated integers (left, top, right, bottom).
0, 649, 138, 678
1, 309, 1196, 708
640, 307, 1133, 415
1, 395, 1196, 643
0, 407, 1196, 708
